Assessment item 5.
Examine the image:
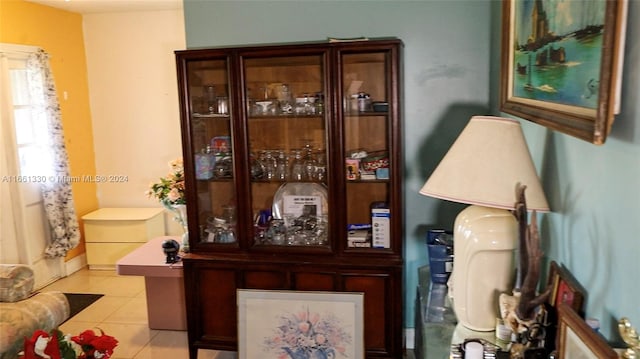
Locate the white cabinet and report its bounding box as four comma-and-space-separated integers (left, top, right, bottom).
82, 208, 165, 269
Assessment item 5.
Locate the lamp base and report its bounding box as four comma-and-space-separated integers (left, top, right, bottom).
451, 205, 517, 331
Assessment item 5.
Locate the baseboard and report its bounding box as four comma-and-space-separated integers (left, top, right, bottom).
405, 328, 415, 349
64, 253, 87, 276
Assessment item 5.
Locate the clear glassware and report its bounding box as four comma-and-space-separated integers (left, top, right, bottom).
261, 150, 276, 180
204, 85, 216, 114
274, 149, 288, 180
304, 94, 315, 115
222, 205, 236, 226
278, 84, 293, 114
302, 146, 317, 181
315, 92, 324, 115
250, 152, 265, 180
255, 100, 273, 115
315, 150, 326, 181
294, 97, 307, 115
288, 150, 304, 181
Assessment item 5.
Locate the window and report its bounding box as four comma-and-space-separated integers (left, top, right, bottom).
9, 59, 53, 177
1, 43, 53, 178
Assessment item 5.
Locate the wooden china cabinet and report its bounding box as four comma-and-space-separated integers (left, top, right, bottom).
175, 38, 404, 359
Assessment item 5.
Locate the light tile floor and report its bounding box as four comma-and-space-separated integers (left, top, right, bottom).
43, 268, 414, 359
42, 268, 232, 359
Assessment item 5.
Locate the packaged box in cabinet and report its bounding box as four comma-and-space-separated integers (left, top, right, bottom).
345, 158, 360, 180
348, 229, 371, 248
371, 203, 390, 249
375, 168, 389, 180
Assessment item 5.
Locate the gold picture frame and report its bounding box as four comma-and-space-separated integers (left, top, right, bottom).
237, 289, 364, 359
557, 303, 618, 358
499, 0, 628, 144
547, 261, 586, 316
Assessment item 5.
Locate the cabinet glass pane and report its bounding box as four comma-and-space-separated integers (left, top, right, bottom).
186, 58, 237, 245
243, 55, 328, 247
342, 52, 391, 250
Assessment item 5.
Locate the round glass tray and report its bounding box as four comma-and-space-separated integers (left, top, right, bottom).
271, 182, 328, 220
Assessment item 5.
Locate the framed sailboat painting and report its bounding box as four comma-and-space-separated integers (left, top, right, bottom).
499, 0, 628, 144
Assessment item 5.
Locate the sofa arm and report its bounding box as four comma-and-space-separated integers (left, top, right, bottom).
0, 265, 35, 303
0, 291, 70, 359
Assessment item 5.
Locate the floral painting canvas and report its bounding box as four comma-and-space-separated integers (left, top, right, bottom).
238, 290, 364, 359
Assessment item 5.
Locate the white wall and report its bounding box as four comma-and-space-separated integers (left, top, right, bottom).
83, 9, 186, 234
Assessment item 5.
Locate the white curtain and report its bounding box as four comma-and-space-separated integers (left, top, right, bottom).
26, 50, 80, 257
0, 53, 27, 263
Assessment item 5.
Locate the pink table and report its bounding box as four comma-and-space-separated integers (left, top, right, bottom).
116, 236, 186, 330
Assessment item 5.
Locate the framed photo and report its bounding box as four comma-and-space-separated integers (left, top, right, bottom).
237, 289, 364, 359
499, 0, 628, 144
547, 261, 586, 315
556, 303, 618, 359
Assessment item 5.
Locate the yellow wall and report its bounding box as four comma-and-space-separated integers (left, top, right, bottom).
0, 0, 97, 259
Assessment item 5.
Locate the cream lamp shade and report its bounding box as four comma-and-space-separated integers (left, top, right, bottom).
419, 116, 549, 211
419, 115, 549, 331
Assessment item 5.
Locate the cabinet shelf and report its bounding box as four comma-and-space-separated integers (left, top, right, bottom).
192, 113, 229, 118
248, 114, 323, 119
345, 111, 388, 117
176, 39, 403, 359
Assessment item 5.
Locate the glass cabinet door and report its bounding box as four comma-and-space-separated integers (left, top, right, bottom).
184, 57, 237, 246
341, 50, 392, 251
242, 54, 329, 248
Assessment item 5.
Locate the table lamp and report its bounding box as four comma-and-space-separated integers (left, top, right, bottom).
419, 116, 549, 331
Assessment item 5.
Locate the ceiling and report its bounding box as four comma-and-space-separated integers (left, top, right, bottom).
26, 0, 181, 14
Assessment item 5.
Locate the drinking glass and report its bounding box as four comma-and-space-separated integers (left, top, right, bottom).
204, 85, 216, 113
303, 147, 317, 180
274, 149, 288, 180
288, 150, 304, 181
315, 151, 326, 181
261, 150, 276, 180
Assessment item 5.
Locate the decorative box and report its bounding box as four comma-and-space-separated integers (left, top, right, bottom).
361, 151, 389, 171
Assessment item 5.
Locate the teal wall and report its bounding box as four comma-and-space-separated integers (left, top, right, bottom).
183, 0, 639, 341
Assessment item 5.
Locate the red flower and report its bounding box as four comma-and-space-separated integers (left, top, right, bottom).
71, 330, 97, 347
23, 330, 61, 359
21, 329, 117, 359
90, 335, 118, 356
71, 329, 118, 359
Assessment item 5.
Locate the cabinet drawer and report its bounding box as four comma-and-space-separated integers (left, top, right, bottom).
293, 272, 336, 291
86, 243, 144, 269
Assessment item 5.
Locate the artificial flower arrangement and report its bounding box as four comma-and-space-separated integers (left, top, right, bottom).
145, 158, 185, 206
21, 328, 118, 359
263, 307, 351, 359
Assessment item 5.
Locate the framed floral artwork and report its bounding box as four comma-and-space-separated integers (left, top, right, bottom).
499, 0, 628, 144
557, 303, 618, 359
237, 289, 364, 359
547, 261, 586, 316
